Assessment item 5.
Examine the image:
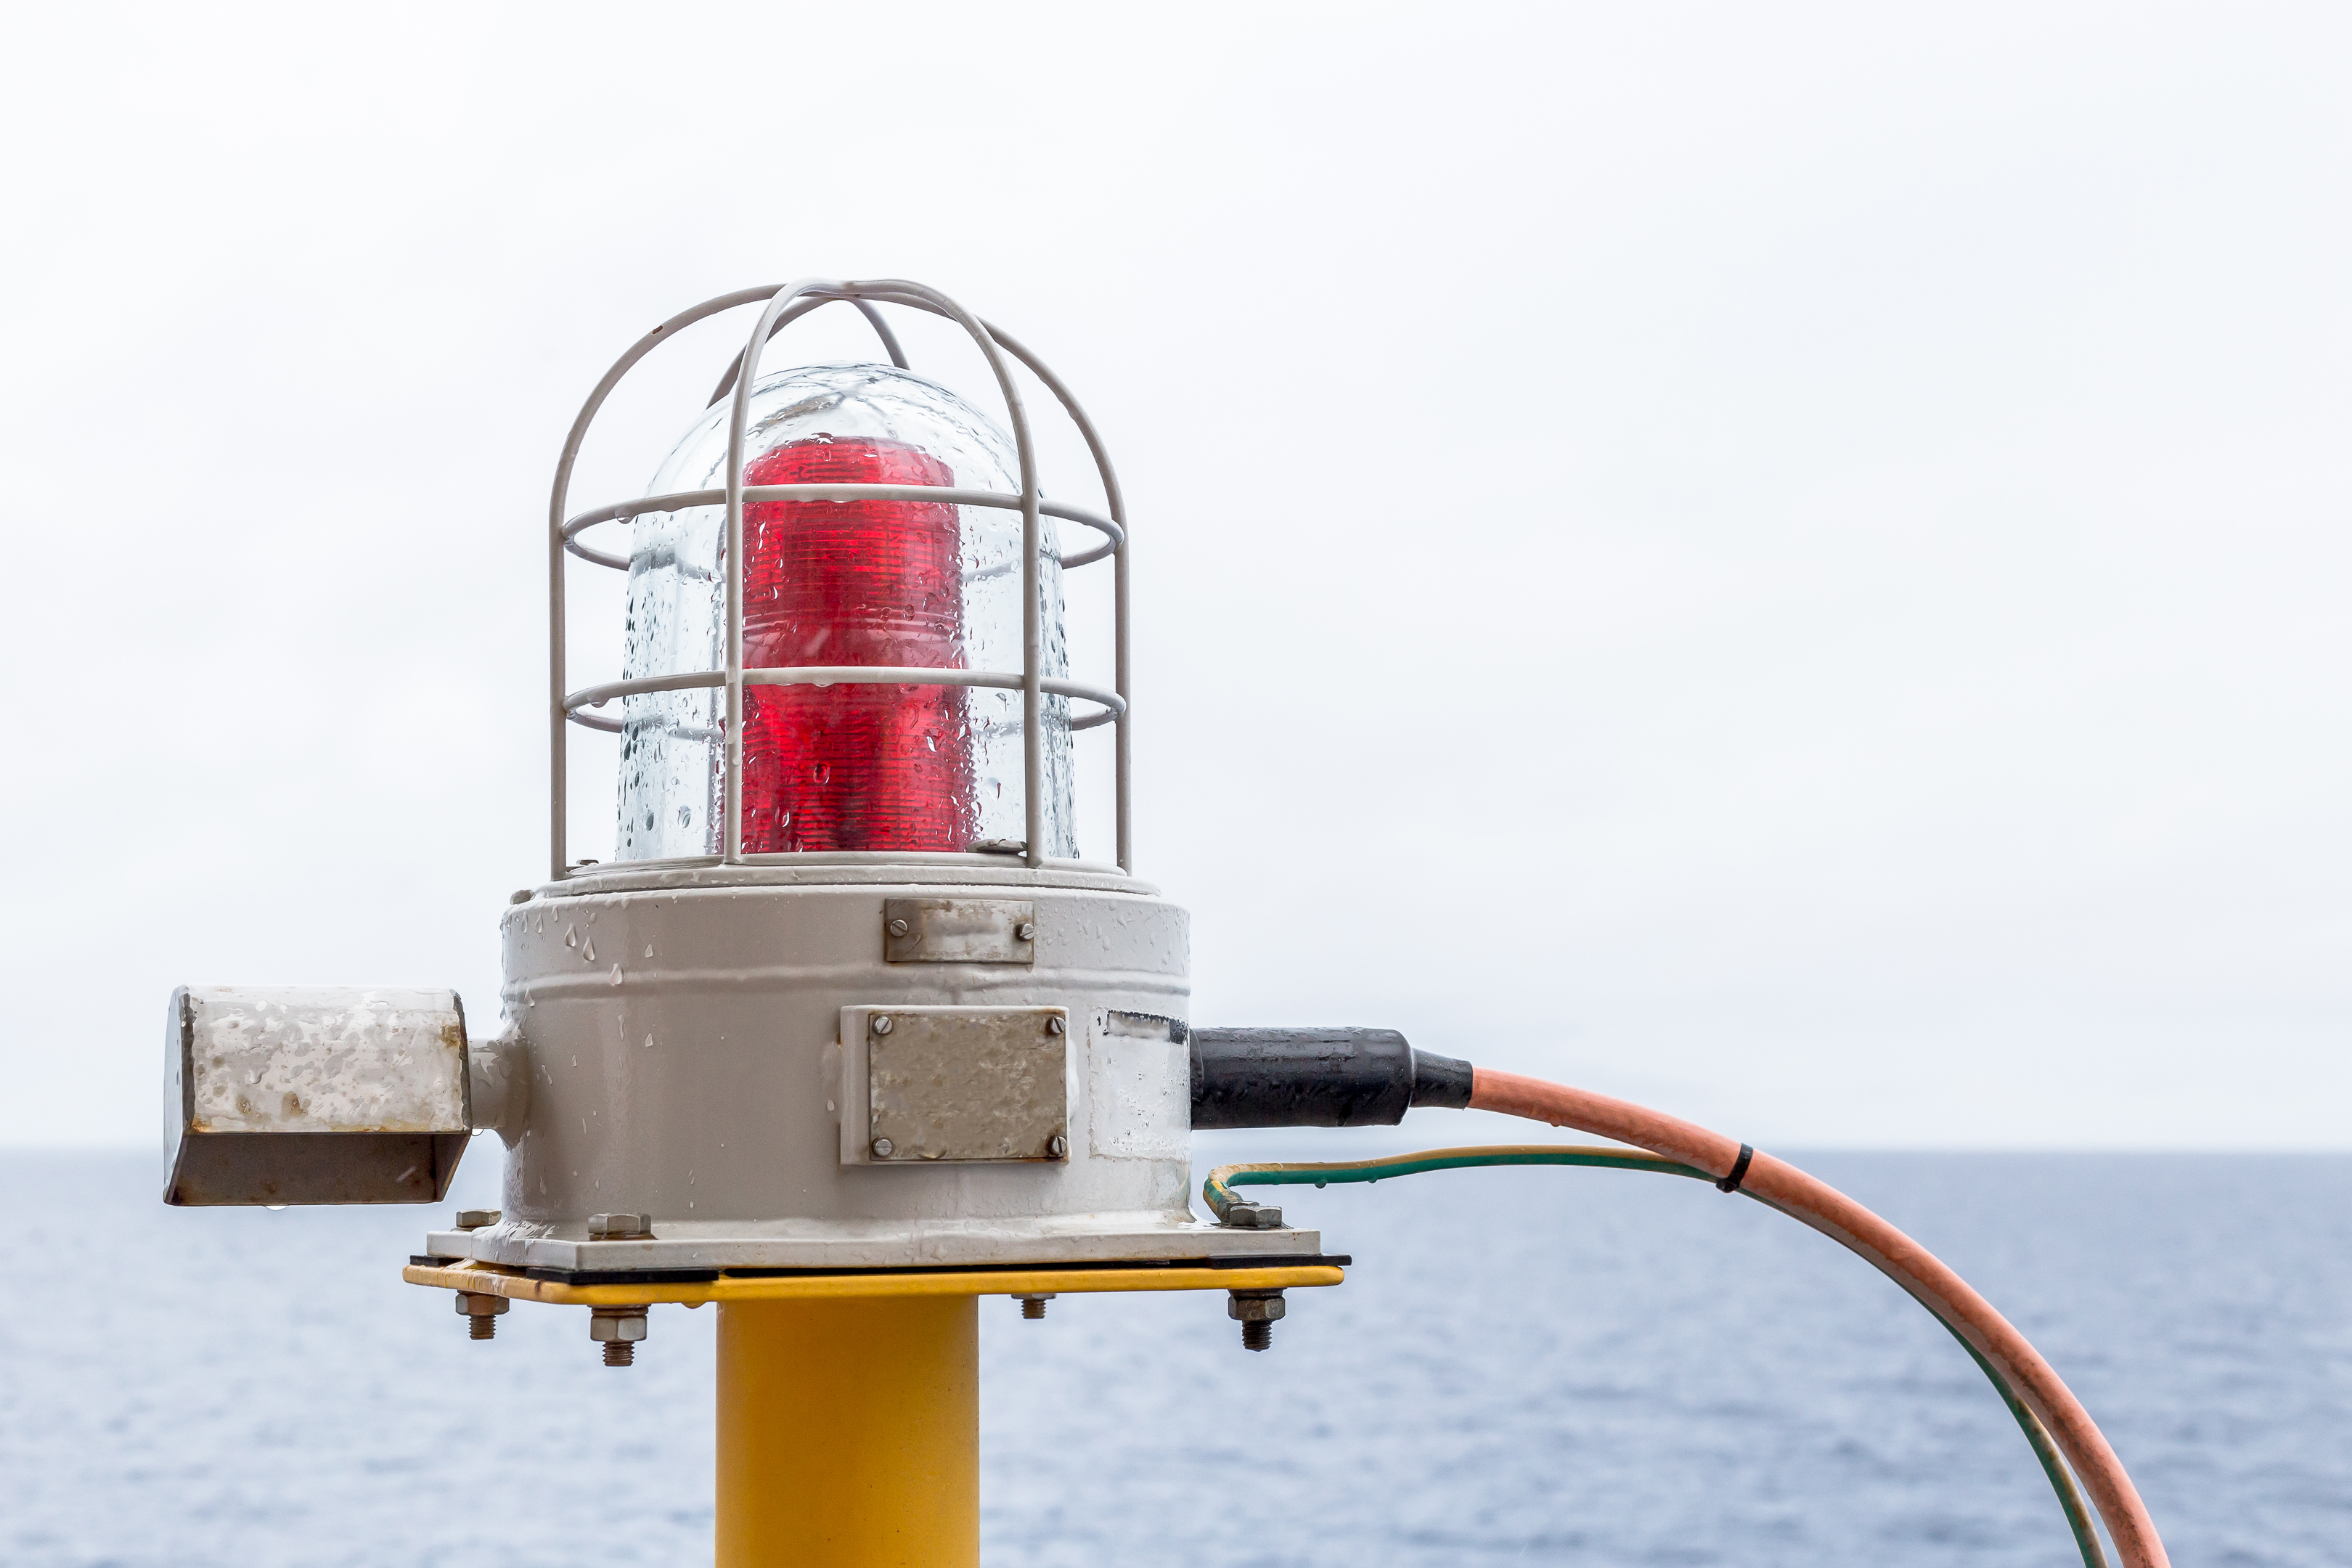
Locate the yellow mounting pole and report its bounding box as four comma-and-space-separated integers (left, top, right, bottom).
716, 1294, 979, 1568
404, 1259, 1340, 1563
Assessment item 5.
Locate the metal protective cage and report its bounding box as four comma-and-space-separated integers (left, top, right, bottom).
547, 279, 1132, 881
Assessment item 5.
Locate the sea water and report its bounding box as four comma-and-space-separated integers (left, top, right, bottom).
3, 1146, 2345, 1566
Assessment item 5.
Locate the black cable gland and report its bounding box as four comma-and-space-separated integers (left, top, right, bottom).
1190, 1027, 1474, 1128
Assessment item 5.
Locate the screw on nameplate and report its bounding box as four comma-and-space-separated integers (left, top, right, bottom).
881, 899, 1038, 965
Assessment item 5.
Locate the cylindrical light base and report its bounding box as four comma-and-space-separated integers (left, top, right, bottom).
716, 1295, 979, 1568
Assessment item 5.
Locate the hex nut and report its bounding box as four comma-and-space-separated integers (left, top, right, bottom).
1047, 1133, 1069, 1159
589, 1307, 649, 1342
588, 1212, 653, 1240
454, 1291, 510, 1316
1221, 1201, 1283, 1229
1227, 1290, 1287, 1323
871, 1015, 894, 1035
871, 1137, 897, 1159
454, 1209, 501, 1230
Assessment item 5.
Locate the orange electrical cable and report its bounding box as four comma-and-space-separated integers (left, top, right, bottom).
1469, 1067, 2167, 1568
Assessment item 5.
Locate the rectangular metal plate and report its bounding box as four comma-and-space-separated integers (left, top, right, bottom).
881, 898, 1036, 964
852, 1007, 1068, 1162
1088, 1010, 1191, 1162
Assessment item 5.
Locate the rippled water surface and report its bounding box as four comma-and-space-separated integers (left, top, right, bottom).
4, 1148, 2346, 1566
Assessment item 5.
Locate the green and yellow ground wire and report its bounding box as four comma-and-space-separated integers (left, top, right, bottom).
1204, 1146, 2109, 1568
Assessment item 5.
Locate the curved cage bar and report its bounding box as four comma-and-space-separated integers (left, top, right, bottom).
980, 320, 1133, 871
549, 278, 1133, 881
563, 668, 1125, 730
562, 486, 1123, 571
706, 293, 909, 407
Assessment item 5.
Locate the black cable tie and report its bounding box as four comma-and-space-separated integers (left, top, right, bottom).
1715, 1143, 1755, 1194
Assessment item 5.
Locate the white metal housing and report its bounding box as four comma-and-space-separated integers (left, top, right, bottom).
430, 864, 1322, 1271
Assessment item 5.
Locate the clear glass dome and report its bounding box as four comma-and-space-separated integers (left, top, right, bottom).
616, 363, 1075, 861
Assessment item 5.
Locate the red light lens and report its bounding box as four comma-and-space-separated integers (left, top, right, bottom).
738, 437, 973, 852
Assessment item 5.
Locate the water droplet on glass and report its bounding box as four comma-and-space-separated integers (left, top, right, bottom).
610, 965, 623, 986
583, 940, 597, 963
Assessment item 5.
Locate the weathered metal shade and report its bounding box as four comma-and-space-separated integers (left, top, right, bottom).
163, 986, 471, 1206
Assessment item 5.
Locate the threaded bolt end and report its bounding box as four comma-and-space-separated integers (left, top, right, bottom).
603, 1339, 635, 1367
1241, 1318, 1273, 1352
1021, 1297, 1048, 1320
469, 1314, 497, 1341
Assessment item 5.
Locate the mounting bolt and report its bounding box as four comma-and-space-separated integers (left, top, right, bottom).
871, 1137, 896, 1159
590, 1305, 648, 1366
1016, 1293, 1055, 1320
456, 1291, 508, 1340
1045, 1015, 1066, 1035
1047, 1133, 1068, 1159
1228, 1289, 1286, 1352
886, 918, 911, 937
1016, 922, 1036, 941
588, 1212, 653, 1240
871, 1015, 894, 1035
453, 1209, 500, 1230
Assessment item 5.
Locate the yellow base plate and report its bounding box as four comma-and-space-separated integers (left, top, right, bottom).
404, 1258, 1343, 1307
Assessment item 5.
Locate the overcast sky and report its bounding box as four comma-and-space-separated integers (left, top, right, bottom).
1, 4, 2345, 1149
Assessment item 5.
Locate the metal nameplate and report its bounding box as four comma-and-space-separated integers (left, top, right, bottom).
844, 1006, 1069, 1163
881, 898, 1037, 964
